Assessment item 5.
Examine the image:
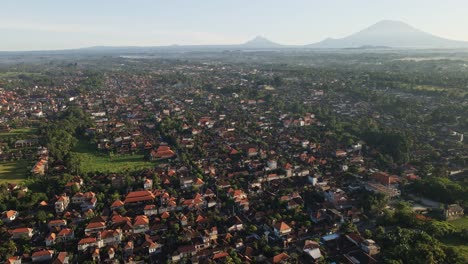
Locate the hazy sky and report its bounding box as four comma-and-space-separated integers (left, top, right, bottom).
1, 0, 468, 51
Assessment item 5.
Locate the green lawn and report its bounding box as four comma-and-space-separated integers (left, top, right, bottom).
0, 128, 38, 140
72, 140, 155, 174
0, 71, 43, 78
440, 217, 468, 261
0, 160, 31, 184
449, 217, 468, 230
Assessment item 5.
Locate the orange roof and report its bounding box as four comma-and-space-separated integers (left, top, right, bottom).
161, 211, 170, 219
124, 190, 155, 203
112, 214, 131, 223
5, 210, 17, 218
274, 221, 291, 232
48, 219, 66, 225
196, 215, 205, 222
54, 252, 67, 264
144, 204, 156, 210
111, 199, 124, 208
230, 148, 238, 155
157, 145, 171, 151
11, 227, 32, 233
7, 256, 21, 264
46, 233, 56, 240
32, 249, 54, 257
78, 237, 96, 244
57, 228, 73, 237
134, 215, 149, 225
213, 252, 229, 260
272, 253, 290, 264
101, 229, 121, 239
195, 178, 204, 185
86, 221, 106, 229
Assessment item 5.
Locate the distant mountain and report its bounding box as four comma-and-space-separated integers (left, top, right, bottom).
308, 20, 468, 49
4, 20, 468, 53
240, 36, 283, 48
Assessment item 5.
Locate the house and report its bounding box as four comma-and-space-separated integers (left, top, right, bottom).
124, 190, 155, 204
107, 247, 115, 260
310, 209, 328, 223
144, 204, 158, 216
77, 237, 104, 251
45, 233, 56, 246
212, 251, 229, 262
444, 204, 464, 220
227, 216, 244, 232
247, 148, 258, 157
52, 252, 69, 264
48, 219, 67, 230
55, 195, 70, 213
72, 192, 97, 211
110, 199, 125, 211
371, 172, 399, 186
172, 245, 197, 261
31, 249, 54, 263
324, 188, 351, 209
150, 145, 176, 160
303, 240, 322, 262
274, 222, 292, 237
365, 182, 401, 198
56, 228, 75, 243
228, 188, 250, 211
6, 256, 22, 264
143, 178, 153, 190
10, 227, 33, 239
100, 229, 123, 246
123, 241, 135, 257
271, 252, 290, 264
335, 150, 347, 158
180, 177, 194, 189
361, 239, 380, 256
1, 210, 18, 223
133, 215, 150, 234
85, 221, 106, 235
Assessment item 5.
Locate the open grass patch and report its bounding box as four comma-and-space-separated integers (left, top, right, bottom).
72, 140, 155, 174
0, 160, 32, 184
449, 217, 468, 230
0, 128, 38, 140
0, 71, 43, 79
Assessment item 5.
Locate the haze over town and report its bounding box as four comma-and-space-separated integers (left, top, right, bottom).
1, 0, 468, 50
0, 1, 467, 264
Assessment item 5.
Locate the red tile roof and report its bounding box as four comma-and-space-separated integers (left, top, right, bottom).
124, 190, 155, 203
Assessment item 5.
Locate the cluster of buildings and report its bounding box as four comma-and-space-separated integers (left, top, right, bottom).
0, 60, 465, 263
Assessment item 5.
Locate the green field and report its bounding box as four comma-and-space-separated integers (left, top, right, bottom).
0, 128, 38, 140
72, 140, 155, 174
439, 217, 468, 261
0, 72, 43, 78
0, 160, 31, 184
449, 217, 468, 230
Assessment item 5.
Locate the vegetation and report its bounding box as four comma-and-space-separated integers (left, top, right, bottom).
71, 140, 154, 174
0, 160, 32, 184
0, 128, 37, 140
408, 177, 468, 207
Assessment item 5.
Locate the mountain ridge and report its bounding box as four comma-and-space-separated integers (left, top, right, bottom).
2, 20, 468, 52
307, 20, 468, 48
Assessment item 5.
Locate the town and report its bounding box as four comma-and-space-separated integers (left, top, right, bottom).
0, 50, 467, 264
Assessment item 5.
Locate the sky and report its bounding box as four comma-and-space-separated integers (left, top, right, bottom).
1, 0, 468, 51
